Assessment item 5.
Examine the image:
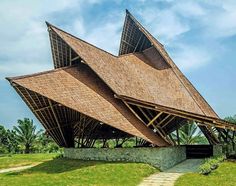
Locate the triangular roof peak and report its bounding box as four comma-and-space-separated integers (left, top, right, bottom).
45, 11, 218, 119
119, 9, 164, 56
118, 10, 218, 118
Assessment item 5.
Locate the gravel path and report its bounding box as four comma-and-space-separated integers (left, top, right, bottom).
138, 159, 204, 186
0, 165, 35, 174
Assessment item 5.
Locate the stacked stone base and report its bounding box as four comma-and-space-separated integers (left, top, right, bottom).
64, 146, 186, 171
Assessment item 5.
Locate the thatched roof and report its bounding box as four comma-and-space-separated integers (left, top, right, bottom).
7, 10, 235, 147
8, 64, 169, 146
47, 14, 218, 118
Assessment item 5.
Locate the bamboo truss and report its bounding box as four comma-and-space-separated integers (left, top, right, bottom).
6, 10, 235, 148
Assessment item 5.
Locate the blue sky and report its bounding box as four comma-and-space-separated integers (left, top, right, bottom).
0, 0, 235, 129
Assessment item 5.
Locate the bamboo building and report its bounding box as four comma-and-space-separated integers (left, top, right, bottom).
7, 10, 236, 149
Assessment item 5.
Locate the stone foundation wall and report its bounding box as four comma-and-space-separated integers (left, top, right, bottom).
64, 146, 186, 171
213, 145, 223, 156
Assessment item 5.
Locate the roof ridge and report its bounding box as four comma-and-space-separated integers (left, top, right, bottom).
6, 65, 75, 81
123, 10, 218, 117
46, 21, 118, 58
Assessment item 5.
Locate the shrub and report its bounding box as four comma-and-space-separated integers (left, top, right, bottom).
199, 155, 225, 175
53, 152, 64, 159
217, 155, 226, 162
200, 162, 212, 175
207, 159, 219, 170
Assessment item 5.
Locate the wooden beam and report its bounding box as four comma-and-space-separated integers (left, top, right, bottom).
71, 56, 80, 62
151, 124, 171, 144
133, 34, 143, 52
122, 40, 135, 48
117, 96, 236, 131
147, 112, 163, 127
158, 114, 171, 126
69, 47, 72, 66
137, 106, 152, 122
35, 104, 59, 112
49, 99, 68, 147
123, 101, 146, 125
49, 30, 58, 68
14, 86, 62, 146
127, 100, 236, 131
162, 116, 176, 128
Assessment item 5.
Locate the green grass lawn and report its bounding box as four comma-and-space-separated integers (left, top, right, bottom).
0, 153, 57, 169
0, 157, 158, 186
175, 161, 236, 186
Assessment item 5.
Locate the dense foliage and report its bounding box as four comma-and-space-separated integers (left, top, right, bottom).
224, 114, 236, 124
199, 156, 226, 175
171, 121, 208, 145
0, 118, 60, 154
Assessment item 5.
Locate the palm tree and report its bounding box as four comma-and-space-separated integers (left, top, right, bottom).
13, 118, 41, 154
173, 121, 207, 145
224, 115, 236, 124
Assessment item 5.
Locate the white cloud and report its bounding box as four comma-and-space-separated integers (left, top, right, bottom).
84, 19, 123, 54
138, 7, 189, 43
72, 18, 86, 36
172, 1, 205, 17
134, 0, 236, 71
0, 0, 106, 80
171, 44, 212, 71
68, 11, 123, 55
202, 1, 236, 38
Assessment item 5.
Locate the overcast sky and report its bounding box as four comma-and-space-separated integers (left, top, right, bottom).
1, 0, 236, 129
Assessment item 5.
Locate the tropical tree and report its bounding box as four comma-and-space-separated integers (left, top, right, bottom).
13, 118, 42, 154
173, 121, 208, 145
224, 115, 236, 124
35, 132, 60, 153
6, 130, 20, 153
224, 115, 236, 152
0, 125, 8, 153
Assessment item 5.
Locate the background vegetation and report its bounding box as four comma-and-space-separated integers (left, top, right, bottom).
0, 118, 60, 154
1, 115, 235, 154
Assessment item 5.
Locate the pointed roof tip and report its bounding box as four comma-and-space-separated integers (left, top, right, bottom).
125, 9, 133, 17
45, 21, 52, 28
5, 77, 11, 81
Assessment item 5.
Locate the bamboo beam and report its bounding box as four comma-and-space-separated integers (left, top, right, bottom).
122, 40, 135, 48
123, 101, 146, 124
158, 114, 171, 126
133, 34, 143, 52
49, 29, 58, 68
122, 100, 171, 145
151, 123, 171, 144
117, 96, 236, 130
69, 47, 72, 66
71, 56, 80, 62
127, 101, 236, 131
14, 85, 62, 146
137, 107, 153, 123
48, 99, 68, 147
162, 116, 176, 128
147, 112, 163, 127
35, 104, 59, 112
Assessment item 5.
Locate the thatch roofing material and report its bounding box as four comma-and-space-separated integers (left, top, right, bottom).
7, 10, 235, 148
9, 64, 169, 146
49, 25, 212, 118
119, 10, 218, 118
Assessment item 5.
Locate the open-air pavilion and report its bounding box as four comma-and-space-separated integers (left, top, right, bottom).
7, 10, 235, 165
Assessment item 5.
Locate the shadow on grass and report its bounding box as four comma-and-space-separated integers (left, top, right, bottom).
5, 158, 134, 175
